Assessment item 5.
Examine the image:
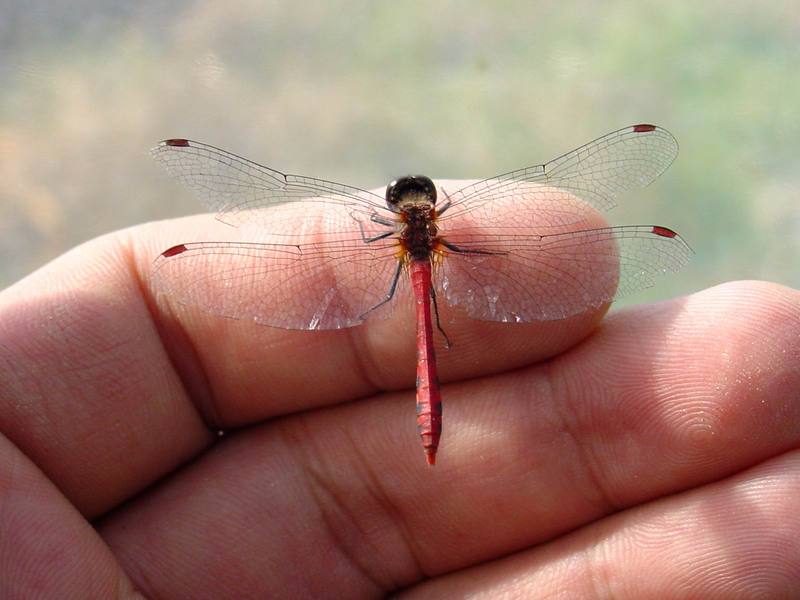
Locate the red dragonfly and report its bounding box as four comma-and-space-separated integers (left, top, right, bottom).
150, 124, 691, 466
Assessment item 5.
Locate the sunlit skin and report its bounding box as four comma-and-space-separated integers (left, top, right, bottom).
1, 202, 799, 596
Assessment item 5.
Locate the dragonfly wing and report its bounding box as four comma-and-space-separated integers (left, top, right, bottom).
150, 139, 390, 228
152, 235, 403, 330
440, 125, 678, 222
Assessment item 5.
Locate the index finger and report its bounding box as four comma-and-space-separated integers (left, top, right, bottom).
142, 181, 624, 425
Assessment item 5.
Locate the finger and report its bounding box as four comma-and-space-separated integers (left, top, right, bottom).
98, 281, 800, 596
139, 182, 618, 425
404, 451, 800, 598
0, 433, 140, 598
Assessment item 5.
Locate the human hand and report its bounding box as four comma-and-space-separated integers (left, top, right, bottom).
1, 210, 799, 599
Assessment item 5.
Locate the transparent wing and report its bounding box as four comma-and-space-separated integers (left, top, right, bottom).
437, 224, 692, 322
150, 139, 391, 229
440, 124, 678, 223
150, 129, 690, 328
151, 235, 404, 330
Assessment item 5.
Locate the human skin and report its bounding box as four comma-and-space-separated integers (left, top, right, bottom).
1, 194, 799, 599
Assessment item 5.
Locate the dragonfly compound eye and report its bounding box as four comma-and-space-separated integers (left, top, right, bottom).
385, 175, 437, 210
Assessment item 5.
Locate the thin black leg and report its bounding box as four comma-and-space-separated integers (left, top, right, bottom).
371, 213, 396, 227
429, 280, 452, 349
441, 240, 506, 256
362, 229, 395, 244
437, 187, 452, 216
358, 260, 403, 319
357, 215, 396, 244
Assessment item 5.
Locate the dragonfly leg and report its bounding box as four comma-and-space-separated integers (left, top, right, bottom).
370, 213, 396, 227
441, 240, 506, 256
358, 260, 403, 320
362, 229, 395, 244
436, 187, 452, 216
357, 218, 396, 244
355, 211, 398, 243
429, 280, 452, 350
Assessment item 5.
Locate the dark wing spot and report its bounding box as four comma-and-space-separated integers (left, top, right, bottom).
651, 226, 678, 238
161, 244, 189, 257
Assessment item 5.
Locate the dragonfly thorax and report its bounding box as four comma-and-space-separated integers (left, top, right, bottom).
400, 205, 439, 261
386, 175, 437, 213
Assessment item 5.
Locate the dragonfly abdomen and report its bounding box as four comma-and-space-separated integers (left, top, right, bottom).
410, 259, 443, 466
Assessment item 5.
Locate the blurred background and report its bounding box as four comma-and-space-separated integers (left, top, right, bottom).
1, 1, 798, 308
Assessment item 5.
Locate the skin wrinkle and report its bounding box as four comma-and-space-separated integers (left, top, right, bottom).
543, 336, 622, 517
159, 308, 221, 427
344, 314, 391, 402
348, 433, 429, 585
121, 557, 160, 600
285, 412, 425, 592
129, 228, 222, 429
300, 460, 387, 595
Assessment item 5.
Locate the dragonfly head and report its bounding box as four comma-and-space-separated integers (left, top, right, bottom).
385, 175, 437, 213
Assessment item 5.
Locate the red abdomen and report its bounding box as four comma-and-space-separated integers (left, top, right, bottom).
409, 259, 443, 465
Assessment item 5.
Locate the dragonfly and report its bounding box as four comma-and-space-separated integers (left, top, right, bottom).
150, 124, 691, 466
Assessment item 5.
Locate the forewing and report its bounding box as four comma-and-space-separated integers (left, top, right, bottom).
440, 125, 678, 223
150, 139, 390, 228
